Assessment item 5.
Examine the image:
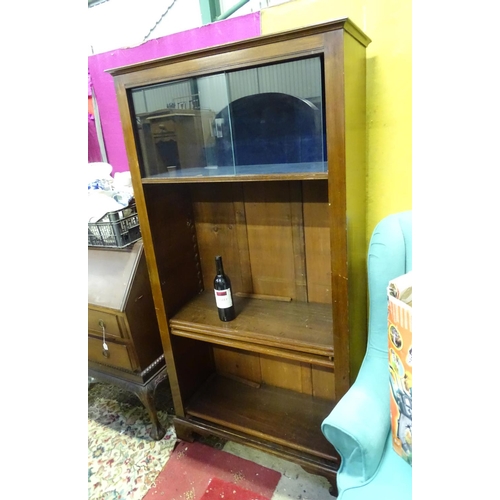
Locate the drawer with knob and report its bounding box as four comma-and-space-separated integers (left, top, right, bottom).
88, 336, 138, 372
88, 309, 127, 340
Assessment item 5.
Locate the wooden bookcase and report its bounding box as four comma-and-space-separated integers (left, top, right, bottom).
109, 18, 371, 487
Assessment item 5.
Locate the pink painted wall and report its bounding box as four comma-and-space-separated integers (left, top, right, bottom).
88, 13, 261, 174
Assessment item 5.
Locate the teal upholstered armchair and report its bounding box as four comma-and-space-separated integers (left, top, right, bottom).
322, 211, 412, 499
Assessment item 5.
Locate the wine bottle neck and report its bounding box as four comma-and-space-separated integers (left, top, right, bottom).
215, 256, 224, 275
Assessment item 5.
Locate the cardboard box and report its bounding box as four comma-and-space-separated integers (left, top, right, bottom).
388, 271, 412, 465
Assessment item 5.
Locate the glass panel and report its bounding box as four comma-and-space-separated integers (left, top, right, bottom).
130, 56, 326, 180
132, 76, 230, 178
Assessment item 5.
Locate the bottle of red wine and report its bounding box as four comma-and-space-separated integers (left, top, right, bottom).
214, 255, 235, 321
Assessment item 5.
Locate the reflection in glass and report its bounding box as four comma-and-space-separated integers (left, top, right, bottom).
130, 57, 326, 179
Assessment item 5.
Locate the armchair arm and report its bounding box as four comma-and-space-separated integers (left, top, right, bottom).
321, 353, 391, 489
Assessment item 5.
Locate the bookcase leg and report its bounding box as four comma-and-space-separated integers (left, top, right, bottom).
173, 419, 196, 442
328, 477, 338, 497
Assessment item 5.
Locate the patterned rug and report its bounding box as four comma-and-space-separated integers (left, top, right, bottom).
88, 381, 300, 500
88, 381, 177, 500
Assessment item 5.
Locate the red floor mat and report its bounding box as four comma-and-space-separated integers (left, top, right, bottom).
143, 441, 281, 500
200, 476, 271, 500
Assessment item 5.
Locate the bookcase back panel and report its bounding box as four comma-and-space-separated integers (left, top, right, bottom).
212, 344, 335, 399
190, 183, 249, 295
259, 354, 314, 393
189, 180, 331, 305
312, 364, 336, 400
243, 181, 303, 300
213, 345, 262, 384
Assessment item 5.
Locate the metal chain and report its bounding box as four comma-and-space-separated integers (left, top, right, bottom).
142, 0, 182, 43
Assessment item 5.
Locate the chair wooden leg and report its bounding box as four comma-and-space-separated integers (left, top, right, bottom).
136, 386, 166, 440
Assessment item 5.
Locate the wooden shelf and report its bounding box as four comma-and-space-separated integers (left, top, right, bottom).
147, 111, 200, 119
173, 416, 339, 480
141, 162, 328, 184
186, 374, 338, 462
169, 291, 334, 358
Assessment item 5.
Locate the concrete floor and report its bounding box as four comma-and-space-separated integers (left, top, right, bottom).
222, 441, 336, 500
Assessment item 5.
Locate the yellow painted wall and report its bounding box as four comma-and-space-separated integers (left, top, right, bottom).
261, 0, 412, 243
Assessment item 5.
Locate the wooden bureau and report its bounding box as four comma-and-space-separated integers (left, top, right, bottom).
88, 239, 168, 439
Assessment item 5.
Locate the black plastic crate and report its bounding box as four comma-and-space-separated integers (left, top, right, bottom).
88, 203, 141, 249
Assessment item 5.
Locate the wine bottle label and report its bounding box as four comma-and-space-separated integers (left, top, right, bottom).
214, 288, 233, 308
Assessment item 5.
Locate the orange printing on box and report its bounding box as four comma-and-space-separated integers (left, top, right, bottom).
388, 272, 412, 466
